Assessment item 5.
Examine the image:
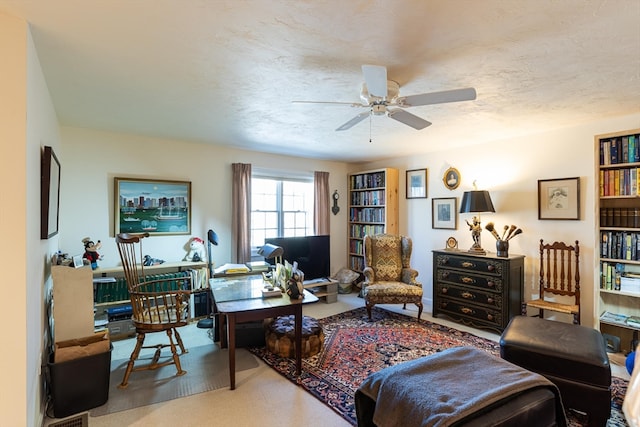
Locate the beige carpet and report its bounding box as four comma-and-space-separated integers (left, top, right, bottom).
90, 344, 259, 417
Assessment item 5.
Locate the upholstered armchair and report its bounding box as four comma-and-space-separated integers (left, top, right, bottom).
362, 234, 423, 320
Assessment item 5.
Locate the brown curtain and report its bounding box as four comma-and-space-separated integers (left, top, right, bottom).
232, 163, 252, 263
314, 171, 330, 235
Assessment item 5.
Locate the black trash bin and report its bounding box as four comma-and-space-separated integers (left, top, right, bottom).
47, 332, 112, 418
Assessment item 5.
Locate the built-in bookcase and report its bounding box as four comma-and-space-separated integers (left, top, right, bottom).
596, 128, 640, 353
347, 168, 398, 273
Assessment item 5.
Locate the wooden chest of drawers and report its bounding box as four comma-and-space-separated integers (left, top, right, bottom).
432, 250, 525, 333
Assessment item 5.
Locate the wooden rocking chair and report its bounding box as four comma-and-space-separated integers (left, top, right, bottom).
115, 232, 192, 388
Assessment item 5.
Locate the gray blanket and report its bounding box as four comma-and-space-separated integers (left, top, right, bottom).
356, 346, 566, 427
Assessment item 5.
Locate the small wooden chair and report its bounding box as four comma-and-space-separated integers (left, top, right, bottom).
115, 232, 192, 388
522, 239, 580, 324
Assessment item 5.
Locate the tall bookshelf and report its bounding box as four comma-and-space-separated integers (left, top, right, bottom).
596, 128, 640, 354
347, 168, 399, 273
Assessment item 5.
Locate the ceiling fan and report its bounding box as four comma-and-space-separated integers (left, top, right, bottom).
294, 65, 477, 131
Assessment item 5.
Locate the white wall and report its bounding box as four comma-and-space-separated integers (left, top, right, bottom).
359, 114, 640, 327
59, 128, 350, 276
0, 12, 61, 427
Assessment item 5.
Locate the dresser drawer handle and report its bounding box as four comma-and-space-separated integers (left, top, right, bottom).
461, 291, 475, 300
442, 271, 450, 279
487, 265, 495, 272
461, 276, 475, 284
487, 297, 494, 304
461, 261, 475, 269
441, 287, 448, 294
487, 314, 494, 321
461, 307, 476, 315
486, 281, 495, 287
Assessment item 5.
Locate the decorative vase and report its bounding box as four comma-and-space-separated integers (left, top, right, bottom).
496, 240, 509, 257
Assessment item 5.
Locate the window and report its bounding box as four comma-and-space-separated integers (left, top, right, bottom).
250, 174, 314, 250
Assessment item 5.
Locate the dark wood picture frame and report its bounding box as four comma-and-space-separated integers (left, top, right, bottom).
406, 168, 428, 199
115, 177, 192, 235
538, 177, 580, 220
41, 146, 61, 239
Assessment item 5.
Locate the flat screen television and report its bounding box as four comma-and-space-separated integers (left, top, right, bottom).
263, 235, 330, 281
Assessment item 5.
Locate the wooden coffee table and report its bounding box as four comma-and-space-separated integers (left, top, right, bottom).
210, 277, 318, 389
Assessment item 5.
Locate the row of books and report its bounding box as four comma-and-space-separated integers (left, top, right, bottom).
599, 167, 640, 196
600, 261, 640, 294
350, 224, 385, 238
94, 270, 202, 303
350, 207, 386, 222
350, 172, 386, 190
349, 239, 363, 256
599, 134, 640, 165
348, 255, 365, 272
350, 190, 386, 206
599, 207, 640, 228
600, 311, 640, 329
600, 231, 640, 260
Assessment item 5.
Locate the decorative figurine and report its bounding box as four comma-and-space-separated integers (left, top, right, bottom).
82, 237, 103, 270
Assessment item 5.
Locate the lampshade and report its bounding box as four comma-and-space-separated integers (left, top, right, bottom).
257, 243, 284, 259
459, 190, 496, 214
207, 229, 219, 246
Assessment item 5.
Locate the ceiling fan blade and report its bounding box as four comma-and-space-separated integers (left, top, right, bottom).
398, 87, 477, 107
361, 65, 388, 98
387, 108, 432, 130
336, 111, 370, 131
292, 100, 365, 107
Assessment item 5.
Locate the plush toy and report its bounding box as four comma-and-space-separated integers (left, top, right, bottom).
82, 237, 103, 270
286, 262, 305, 300
184, 237, 206, 262
143, 255, 165, 266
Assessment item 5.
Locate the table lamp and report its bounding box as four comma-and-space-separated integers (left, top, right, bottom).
258, 243, 284, 266
459, 186, 495, 255
198, 229, 219, 330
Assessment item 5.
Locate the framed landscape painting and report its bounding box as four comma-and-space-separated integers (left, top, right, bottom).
114, 177, 191, 235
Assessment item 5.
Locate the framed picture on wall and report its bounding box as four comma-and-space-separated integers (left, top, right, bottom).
41, 146, 61, 239
114, 177, 192, 235
432, 197, 457, 229
406, 169, 428, 199
537, 177, 580, 220
443, 167, 460, 190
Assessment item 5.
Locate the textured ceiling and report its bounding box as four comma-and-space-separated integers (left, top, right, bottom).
1, 0, 639, 162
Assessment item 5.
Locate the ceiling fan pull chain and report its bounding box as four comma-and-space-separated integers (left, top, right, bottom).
369, 111, 372, 143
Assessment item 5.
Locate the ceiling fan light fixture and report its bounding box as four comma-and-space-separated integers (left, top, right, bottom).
360, 81, 399, 104
372, 104, 386, 115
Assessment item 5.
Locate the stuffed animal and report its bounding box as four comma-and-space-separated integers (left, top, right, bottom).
82, 237, 103, 270
184, 237, 206, 262
143, 255, 165, 266
286, 262, 305, 300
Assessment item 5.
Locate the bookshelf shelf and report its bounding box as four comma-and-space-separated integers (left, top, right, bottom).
347, 168, 398, 274
595, 128, 640, 353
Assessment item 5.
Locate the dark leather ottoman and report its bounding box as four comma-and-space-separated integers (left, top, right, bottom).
355, 346, 566, 427
500, 316, 611, 427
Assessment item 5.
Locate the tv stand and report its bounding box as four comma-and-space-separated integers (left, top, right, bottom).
302, 278, 338, 303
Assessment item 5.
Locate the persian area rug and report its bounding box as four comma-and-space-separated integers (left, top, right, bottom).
248, 307, 629, 427
90, 344, 259, 417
